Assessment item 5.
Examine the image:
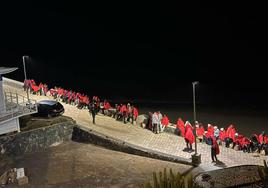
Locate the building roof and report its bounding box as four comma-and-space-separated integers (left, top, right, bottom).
0, 67, 18, 75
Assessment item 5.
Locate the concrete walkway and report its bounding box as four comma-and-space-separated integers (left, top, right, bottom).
4, 82, 268, 173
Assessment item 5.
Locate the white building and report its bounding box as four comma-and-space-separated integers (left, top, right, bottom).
0, 67, 37, 135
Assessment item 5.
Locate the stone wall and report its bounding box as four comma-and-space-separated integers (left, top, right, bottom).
72, 125, 192, 165
194, 165, 262, 187
0, 121, 74, 156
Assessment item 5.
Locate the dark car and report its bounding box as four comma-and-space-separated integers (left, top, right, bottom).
35, 100, 64, 117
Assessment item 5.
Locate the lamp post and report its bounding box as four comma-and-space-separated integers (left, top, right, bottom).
191, 81, 201, 166
192, 81, 199, 155
22, 55, 30, 102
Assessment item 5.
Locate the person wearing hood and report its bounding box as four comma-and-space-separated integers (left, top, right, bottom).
214, 126, 220, 140
196, 123, 205, 142
219, 128, 226, 145
176, 118, 185, 137
184, 121, 195, 152
160, 114, 169, 132
225, 124, 236, 148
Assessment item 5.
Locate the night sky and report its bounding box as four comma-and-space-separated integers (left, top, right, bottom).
0, 2, 267, 106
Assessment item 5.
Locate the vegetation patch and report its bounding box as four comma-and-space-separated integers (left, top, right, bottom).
19, 115, 74, 132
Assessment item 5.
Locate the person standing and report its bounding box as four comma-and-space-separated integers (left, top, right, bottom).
152, 112, 159, 133
211, 136, 220, 163
89, 102, 97, 124
184, 121, 194, 152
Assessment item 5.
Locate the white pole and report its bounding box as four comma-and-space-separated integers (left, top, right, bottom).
23, 56, 30, 102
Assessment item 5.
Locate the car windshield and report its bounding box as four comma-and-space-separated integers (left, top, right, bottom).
53, 103, 63, 110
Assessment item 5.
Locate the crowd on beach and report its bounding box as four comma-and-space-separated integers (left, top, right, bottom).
24, 79, 268, 159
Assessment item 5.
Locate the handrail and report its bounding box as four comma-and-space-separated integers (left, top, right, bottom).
0, 91, 38, 123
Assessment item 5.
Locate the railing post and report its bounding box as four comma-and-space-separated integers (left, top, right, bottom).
10, 92, 13, 103
16, 93, 18, 107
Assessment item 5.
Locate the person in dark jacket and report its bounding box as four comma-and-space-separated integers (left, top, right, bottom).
89, 101, 98, 124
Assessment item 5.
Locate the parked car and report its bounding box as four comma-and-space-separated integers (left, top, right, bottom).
35, 100, 64, 117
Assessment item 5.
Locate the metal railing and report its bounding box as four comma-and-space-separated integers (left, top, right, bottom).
0, 91, 38, 123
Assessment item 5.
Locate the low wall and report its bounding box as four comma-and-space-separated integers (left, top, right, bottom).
72, 125, 192, 165
194, 165, 262, 187
3, 77, 23, 89
0, 120, 74, 156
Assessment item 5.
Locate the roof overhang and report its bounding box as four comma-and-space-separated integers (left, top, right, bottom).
0, 67, 18, 75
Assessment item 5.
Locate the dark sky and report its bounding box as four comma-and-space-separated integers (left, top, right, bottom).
0, 2, 267, 105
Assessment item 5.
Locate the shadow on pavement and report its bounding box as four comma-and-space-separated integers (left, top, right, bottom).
214, 160, 227, 168
182, 147, 195, 153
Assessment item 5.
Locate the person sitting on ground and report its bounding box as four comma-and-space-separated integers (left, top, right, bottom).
219, 128, 226, 145
196, 123, 205, 142
203, 124, 214, 145
214, 126, 220, 140
225, 124, 236, 148
116, 104, 124, 121
233, 133, 244, 150
176, 118, 185, 137
125, 103, 134, 124
250, 134, 260, 152
99, 101, 104, 114
160, 114, 169, 132
259, 131, 266, 151
103, 100, 111, 116
132, 106, 139, 124
114, 104, 121, 119
241, 136, 252, 153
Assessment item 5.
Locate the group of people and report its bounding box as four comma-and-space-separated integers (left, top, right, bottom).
24, 79, 139, 125
24, 79, 91, 109
24, 79, 267, 163
146, 111, 170, 134
24, 79, 48, 96
176, 118, 268, 162
112, 103, 139, 124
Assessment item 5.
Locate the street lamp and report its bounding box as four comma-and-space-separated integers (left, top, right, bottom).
22, 55, 30, 102
192, 81, 201, 166
192, 81, 199, 154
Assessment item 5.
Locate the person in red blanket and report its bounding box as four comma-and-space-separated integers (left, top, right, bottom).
225, 124, 236, 148
184, 121, 194, 152
203, 124, 214, 145
103, 100, 111, 116
233, 133, 244, 150
196, 123, 204, 142
131, 106, 139, 124
160, 114, 169, 132
176, 118, 185, 137
241, 136, 252, 153
211, 135, 220, 163
119, 104, 127, 123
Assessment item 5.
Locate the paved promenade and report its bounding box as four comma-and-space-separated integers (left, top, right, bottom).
4, 83, 268, 173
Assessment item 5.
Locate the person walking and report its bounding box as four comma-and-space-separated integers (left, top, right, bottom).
89, 101, 97, 124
